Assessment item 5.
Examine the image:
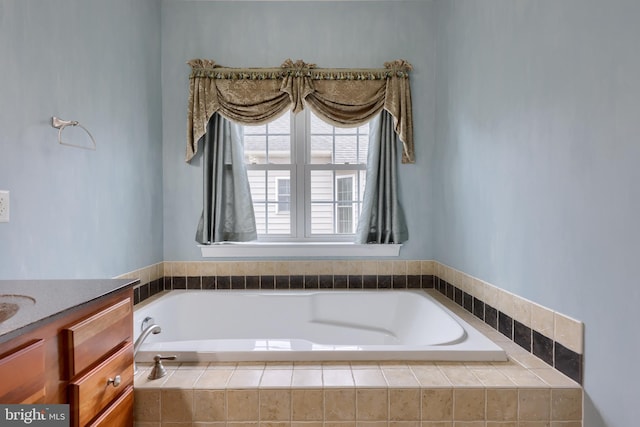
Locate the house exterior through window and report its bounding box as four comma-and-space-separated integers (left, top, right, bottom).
244, 110, 369, 241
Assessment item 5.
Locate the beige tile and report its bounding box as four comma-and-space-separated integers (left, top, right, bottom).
193, 423, 227, 427
511, 294, 532, 327
260, 369, 293, 388
162, 423, 193, 427
377, 261, 393, 275
227, 369, 264, 388
389, 422, 420, 427
468, 368, 515, 387
551, 388, 582, 421
531, 303, 555, 339
292, 389, 324, 421
421, 388, 453, 421
421, 260, 435, 275
452, 422, 485, 427
200, 262, 218, 276
392, 260, 408, 275
550, 422, 582, 427
485, 389, 517, 421
356, 389, 388, 421
421, 422, 453, 427
389, 389, 421, 421
227, 423, 258, 427
172, 262, 188, 277
134, 389, 160, 422
194, 369, 234, 389
353, 369, 388, 388
554, 313, 584, 354
323, 369, 355, 387
362, 261, 379, 275
325, 423, 356, 427
186, 261, 201, 276
518, 423, 551, 427
193, 390, 225, 422
325, 389, 356, 421
438, 366, 483, 387
483, 283, 499, 308
530, 369, 580, 388
292, 423, 324, 427
292, 370, 324, 388
258, 261, 276, 275
162, 369, 204, 388
411, 366, 451, 388
485, 423, 517, 427
357, 422, 389, 427
227, 390, 259, 421
452, 389, 485, 421
133, 422, 161, 427
382, 367, 420, 387
260, 389, 291, 421
519, 389, 551, 421
407, 261, 421, 275
497, 367, 547, 387
160, 389, 193, 422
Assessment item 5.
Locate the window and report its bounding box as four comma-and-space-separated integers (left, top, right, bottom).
244, 110, 369, 241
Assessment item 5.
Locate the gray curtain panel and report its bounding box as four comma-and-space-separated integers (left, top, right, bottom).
356, 110, 409, 244
195, 113, 257, 244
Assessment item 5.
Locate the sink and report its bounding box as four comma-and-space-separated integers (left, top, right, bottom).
0, 294, 36, 323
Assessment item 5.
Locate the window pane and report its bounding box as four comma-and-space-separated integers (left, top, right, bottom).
310, 170, 334, 202
244, 124, 266, 135
268, 113, 290, 134
309, 134, 333, 164
268, 135, 291, 164
310, 203, 335, 234
334, 135, 358, 164
244, 135, 267, 164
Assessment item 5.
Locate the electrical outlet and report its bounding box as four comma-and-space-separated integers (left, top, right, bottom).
0, 191, 9, 223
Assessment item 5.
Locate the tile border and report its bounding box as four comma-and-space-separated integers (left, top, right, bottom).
121, 260, 583, 384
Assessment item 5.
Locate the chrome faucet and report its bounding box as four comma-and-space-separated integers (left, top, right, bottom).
134, 321, 161, 373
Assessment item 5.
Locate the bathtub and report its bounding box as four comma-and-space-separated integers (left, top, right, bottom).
133, 290, 507, 363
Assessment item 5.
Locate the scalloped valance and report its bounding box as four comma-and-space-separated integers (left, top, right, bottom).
186, 59, 414, 163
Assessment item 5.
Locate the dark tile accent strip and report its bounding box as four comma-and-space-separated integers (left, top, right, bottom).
290, 275, 304, 289
275, 276, 289, 289
231, 276, 245, 289
377, 275, 391, 289
348, 275, 363, 289
498, 312, 513, 340
454, 288, 463, 306
172, 277, 186, 290
319, 275, 333, 289
473, 297, 485, 321
392, 275, 407, 289
532, 330, 554, 366
334, 275, 348, 289
484, 304, 498, 329
304, 275, 319, 289
513, 320, 532, 352
187, 276, 201, 290
407, 275, 421, 289
261, 275, 275, 289
463, 292, 473, 313
216, 276, 230, 289
202, 276, 216, 290
555, 342, 582, 384
245, 276, 260, 289
363, 275, 377, 288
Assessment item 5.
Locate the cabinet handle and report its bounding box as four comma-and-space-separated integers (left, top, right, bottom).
107, 375, 121, 387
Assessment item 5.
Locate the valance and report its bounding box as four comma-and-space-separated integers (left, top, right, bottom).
186, 59, 414, 163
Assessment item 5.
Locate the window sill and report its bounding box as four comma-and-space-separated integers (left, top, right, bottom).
199, 242, 402, 258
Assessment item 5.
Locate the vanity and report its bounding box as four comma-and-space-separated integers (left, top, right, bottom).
0, 279, 137, 426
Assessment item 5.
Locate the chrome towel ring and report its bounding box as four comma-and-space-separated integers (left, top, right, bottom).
51, 116, 96, 150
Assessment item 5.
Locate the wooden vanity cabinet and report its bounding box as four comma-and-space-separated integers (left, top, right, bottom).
0, 286, 134, 427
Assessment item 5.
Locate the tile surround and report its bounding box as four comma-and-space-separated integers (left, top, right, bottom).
133, 294, 582, 426
122, 260, 583, 384
122, 260, 584, 425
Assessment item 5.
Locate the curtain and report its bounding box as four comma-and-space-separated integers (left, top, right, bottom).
356, 111, 408, 244
186, 59, 414, 165
195, 113, 257, 243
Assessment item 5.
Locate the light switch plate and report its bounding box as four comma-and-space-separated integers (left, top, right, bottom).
0, 191, 9, 222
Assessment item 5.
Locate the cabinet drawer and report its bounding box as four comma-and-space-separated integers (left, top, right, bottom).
0, 339, 45, 403
65, 297, 132, 376
87, 385, 133, 427
69, 342, 133, 427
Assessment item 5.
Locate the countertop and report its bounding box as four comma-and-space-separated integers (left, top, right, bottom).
0, 279, 137, 345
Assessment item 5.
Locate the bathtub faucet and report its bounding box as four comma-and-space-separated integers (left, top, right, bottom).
134, 322, 162, 373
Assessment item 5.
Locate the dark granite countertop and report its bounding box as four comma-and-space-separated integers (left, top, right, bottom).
0, 279, 137, 345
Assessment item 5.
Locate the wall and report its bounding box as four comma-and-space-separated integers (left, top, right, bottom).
433, 0, 640, 425
160, 0, 436, 261
0, 0, 163, 279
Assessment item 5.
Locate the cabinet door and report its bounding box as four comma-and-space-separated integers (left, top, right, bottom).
0, 339, 45, 403
65, 297, 132, 377
69, 342, 133, 427
87, 386, 133, 427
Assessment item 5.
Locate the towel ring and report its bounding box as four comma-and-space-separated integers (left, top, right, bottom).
52, 117, 96, 151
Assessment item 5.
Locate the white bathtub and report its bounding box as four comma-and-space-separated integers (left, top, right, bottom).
133, 290, 507, 363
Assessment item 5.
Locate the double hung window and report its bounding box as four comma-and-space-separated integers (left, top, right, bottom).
244, 111, 369, 241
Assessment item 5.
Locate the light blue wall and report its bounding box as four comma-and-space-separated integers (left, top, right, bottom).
433, 1, 640, 425
160, 0, 436, 261
0, 0, 163, 279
